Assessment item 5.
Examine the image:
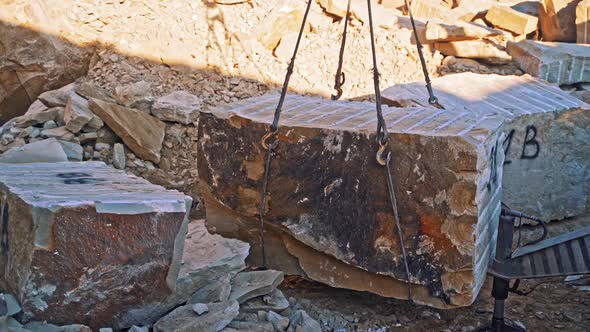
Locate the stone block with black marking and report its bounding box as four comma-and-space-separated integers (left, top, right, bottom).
381, 73, 590, 221
0, 162, 192, 329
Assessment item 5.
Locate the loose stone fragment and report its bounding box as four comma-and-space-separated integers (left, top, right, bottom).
152, 91, 202, 124
507, 40, 590, 85
226, 320, 274, 332
75, 82, 116, 103
0, 293, 21, 316
0, 138, 67, 163
198, 93, 505, 308
425, 20, 502, 42
255, 3, 307, 50
267, 311, 289, 332
43, 120, 57, 129
229, 270, 284, 304
113, 81, 154, 111
241, 289, 289, 313
64, 95, 93, 133
485, 5, 538, 35
289, 310, 321, 332
112, 143, 126, 169
577, 0, 590, 44
89, 98, 166, 163
0, 162, 192, 329
153, 301, 239, 332
189, 275, 232, 304
128, 326, 149, 332
57, 140, 83, 161
192, 303, 209, 315
381, 73, 590, 221
38, 83, 77, 108
540, 0, 579, 42
41, 126, 74, 141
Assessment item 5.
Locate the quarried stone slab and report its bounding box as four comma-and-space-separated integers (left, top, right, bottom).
0, 162, 192, 329
507, 40, 590, 85
381, 73, 590, 221
198, 94, 505, 308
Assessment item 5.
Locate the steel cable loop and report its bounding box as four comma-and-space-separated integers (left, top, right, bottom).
332, 0, 353, 101
258, 0, 313, 268
404, 0, 444, 110
367, 0, 413, 303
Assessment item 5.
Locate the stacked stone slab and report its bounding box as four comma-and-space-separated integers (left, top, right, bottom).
507, 40, 590, 85
381, 73, 590, 222
198, 94, 505, 308
0, 162, 192, 329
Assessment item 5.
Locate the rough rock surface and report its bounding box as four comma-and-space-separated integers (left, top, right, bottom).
198, 93, 505, 308
88, 98, 166, 163
507, 40, 590, 85
0, 138, 68, 163
229, 270, 284, 304
381, 73, 590, 221
577, 0, 590, 44
485, 5, 539, 35
0, 162, 192, 329
152, 91, 202, 125
539, 0, 580, 42
153, 301, 239, 332
0, 21, 92, 125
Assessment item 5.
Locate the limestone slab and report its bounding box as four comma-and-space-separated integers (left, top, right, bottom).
507, 40, 590, 85
486, 5, 538, 35
0, 162, 192, 329
381, 73, 590, 221
198, 93, 505, 308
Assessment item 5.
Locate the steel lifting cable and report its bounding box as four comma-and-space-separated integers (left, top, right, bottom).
367, 0, 413, 303
404, 0, 444, 109
258, 0, 313, 268
331, 0, 353, 100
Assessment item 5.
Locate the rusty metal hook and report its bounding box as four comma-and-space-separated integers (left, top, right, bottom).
376, 140, 389, 166
261, 129, 277, 150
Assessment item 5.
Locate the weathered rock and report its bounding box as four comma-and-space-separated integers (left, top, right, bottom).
317, 0, 398, 27
14, 107, 64, 128
1, 293, 21, 316
434, 40, 511, 63
485, 5, 538, 35
112, 143, 126, 170
225, 321, 274, 332
381, 73, 590, 221
38, 83, 77, 108
229, 270, 284, 304
128, 326, 148, 332
75, 82, 116, 103
40, 126, 74, 141
409, 0, 453, 20
241, 289, 289, 313
507, 40, 590, 85
577, 0, 590, 44
0, 138, 68, 163
64, 95, 93, 133
539, 0, 580, 42
153, 301, 239, 332
289, 310, 321, 332
189, 275, 232, 304
43, 120, 58, 130
113, 81, 153, 111
425, 20, 503, 42
198, 94, 505, 308
0, 162, 192, 329
57, 140, 84, 161
152, 91, 202, 124
267, 311, 289, 332
89, 98, 166, 163
0, 23, 92, 125
119, 220, 249, 327
192, 303, 209, 315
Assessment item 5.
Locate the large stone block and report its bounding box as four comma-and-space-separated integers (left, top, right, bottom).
539, 0, 580, 42
577, 0, 590, 44
198, 94, 505, 308
0, 162, 192, 329
381, 73, 590, 221
507, 40, 590, 85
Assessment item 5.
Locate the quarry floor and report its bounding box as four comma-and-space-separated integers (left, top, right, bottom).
282, 214, 590, 332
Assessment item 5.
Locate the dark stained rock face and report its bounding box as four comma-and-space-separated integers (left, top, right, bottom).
0, 162, 192, 329
197, 94, 505, 308
381, 73, 590, 222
